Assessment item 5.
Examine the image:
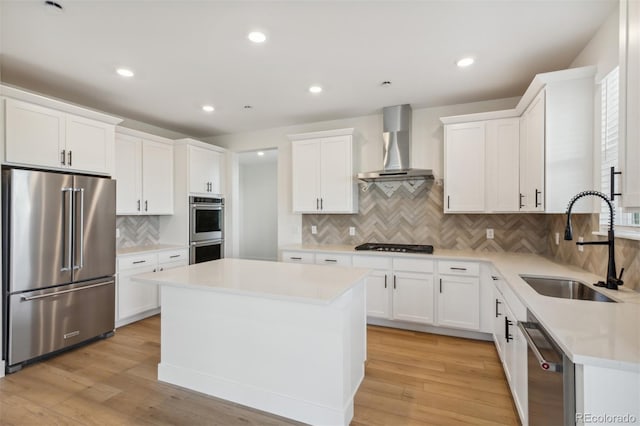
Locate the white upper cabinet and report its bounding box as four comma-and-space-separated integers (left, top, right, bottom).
441, 66, 595, 214
114, 129, 174, 215
187, 144, 222, 195
486, 118, 520, 212
620, 0, 640, 208
519, 90, 545, 212
444, 122, 486, 212
3, 95, 119, 175
290, 128, 357, 214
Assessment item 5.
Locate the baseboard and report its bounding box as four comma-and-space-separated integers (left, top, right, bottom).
115, 308, 160, 329
158, 362, 353, 426
367, 317, 493, 341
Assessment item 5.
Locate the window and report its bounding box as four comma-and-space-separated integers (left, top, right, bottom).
600, 67, 640, 230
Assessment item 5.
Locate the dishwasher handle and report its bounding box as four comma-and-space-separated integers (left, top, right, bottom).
518, 321, 563, 373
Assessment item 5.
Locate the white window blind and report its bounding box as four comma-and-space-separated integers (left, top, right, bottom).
600, 67, 640, 229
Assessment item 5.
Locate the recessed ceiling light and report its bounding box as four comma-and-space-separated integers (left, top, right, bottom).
116, 68, 134, 78
257, 151, 265, 156
309, 85, 323, 94
456, 57, 475, 68
202, 105, 215, 113
248, 32, 266, 43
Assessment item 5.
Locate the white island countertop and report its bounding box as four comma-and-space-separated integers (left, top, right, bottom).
133, 258, 370, 305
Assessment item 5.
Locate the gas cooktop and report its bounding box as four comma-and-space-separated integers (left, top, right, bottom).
354, 243, 434, 254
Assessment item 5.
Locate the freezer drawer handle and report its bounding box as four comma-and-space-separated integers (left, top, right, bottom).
518, 321, 563, 373
20, 280, 115, 302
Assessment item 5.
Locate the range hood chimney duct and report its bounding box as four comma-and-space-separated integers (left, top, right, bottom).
357, 104, 434, 182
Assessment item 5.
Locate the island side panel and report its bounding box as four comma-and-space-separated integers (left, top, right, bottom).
158, 279, 366, 426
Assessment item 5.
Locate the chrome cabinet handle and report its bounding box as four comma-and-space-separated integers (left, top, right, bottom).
132, 260, 146, 264
137, 200, 141, 211
393, 275, 397, 289
439, 278, 443, 293
145, 200, 148, 211
384, 275, 387, 289
324, 259, 337, 263
316, 198, 319, 210
535, 189, 541, 208
450, 267, 467, 271
169, 254, 181, 259
519, 193, 525, 209
21, 280, 114, 301
447, 195, 450, 209
518, 321, 563, 372
61, 149, 66, 165
495, 299, 502, 317
68, 150, 72, 167
320, 198, 323, 210
290, 256, 302, 261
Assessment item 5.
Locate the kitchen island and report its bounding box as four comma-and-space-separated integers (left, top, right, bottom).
133, 258, 369, 426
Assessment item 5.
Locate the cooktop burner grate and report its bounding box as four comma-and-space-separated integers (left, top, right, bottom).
354, 243, 434, 254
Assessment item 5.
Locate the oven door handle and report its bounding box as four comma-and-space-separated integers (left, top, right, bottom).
190, 240, 223, 247
518, 321, 563, 373
190, 205, 223, 210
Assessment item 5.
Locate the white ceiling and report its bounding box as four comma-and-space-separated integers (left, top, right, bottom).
0, 0, 616, 139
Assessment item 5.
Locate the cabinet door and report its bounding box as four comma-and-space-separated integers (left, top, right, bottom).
444, 122, 485, 212
320, 135, 355, 213
117, 264, 159, 321
486, 118, 520, 212
65, 114, 114, 174
493, 286, 506, 363
519, 90, 545, 212
620, 0, 640, 208
366, 271, 390, 318
142, 140, 174, 214
437, 275, 480, 330
189, 145, 221, 195
392, 272, 434, 324
292, 140, 321, 212
114, 134, 142, 215
5, 99, 65, 169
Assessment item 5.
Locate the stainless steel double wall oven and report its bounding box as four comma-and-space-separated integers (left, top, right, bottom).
189, 196, 224, 264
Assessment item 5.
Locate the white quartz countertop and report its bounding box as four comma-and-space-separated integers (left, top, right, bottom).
132, 258, 369, 305
282, 244, 640, 370
117, 244, 187, 256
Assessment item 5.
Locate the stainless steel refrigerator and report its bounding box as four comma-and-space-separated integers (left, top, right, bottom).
2, 168, 116, 373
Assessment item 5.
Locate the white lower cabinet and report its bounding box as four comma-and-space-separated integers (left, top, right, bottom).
493, 276, 528, 425
392, 271, 435, 324
437, 260, 481, 330
116, 248, 188, 327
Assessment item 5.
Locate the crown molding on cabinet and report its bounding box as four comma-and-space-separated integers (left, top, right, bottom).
288, 127, 355, 141
116, 126, 173, 145
440, 65, 596, 125
173, 137, 226, 153
0, 84, 122, 125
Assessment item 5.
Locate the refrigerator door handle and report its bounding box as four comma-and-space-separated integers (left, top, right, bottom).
20, 280, 115, 301
74, 188, 85, 270
61, 187, 74, 272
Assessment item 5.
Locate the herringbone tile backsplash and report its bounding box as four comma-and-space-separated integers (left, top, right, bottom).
547, 214, 640, 290
302, 184, 639, 290
116, 216, 160, 249
302, 183, 548, 253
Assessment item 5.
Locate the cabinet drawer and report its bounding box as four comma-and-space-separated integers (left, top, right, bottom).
282, 251, 315, 264
438, 260, 480, 276
157, 259, 188, 272
392, 257, 434, 273
158, 249, 189, 264
117, 253, 157, 272
315, 253, 352, 266
353, 255, 392, 270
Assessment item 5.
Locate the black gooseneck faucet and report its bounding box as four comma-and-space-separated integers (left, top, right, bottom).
564, 190, 624, 290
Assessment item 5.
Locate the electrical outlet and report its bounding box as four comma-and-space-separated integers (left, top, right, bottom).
311, 225, 317, 235
116, 228, 120, 238
555, 232, 560, 246
578, 236, 584, 252
349, 226, 356, 236
486, 228, 494, 240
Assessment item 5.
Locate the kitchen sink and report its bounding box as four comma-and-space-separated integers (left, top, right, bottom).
520, 275, 617, 303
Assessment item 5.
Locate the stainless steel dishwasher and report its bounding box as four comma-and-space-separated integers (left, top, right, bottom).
518, 311, 575, 425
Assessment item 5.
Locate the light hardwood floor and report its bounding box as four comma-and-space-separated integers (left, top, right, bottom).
0, 317, 519, 425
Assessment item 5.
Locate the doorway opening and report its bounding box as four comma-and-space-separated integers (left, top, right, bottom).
237, 149, 278, 261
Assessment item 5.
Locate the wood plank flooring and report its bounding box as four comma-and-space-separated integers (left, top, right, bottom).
0, 316, 519, 425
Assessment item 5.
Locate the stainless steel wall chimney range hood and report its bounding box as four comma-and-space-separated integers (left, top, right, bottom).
357, 104, 434, 182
